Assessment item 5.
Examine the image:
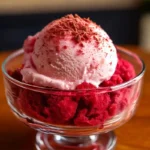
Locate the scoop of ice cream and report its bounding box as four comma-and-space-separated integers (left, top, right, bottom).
21, 14, 118, 90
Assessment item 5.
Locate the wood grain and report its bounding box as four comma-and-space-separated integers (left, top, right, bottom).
0, 46, 150, 150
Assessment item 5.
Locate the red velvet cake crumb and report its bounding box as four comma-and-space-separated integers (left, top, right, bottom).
74, 88, 111, 126
8, 69, 22, 81
101, 57, 135, 87
76, 82, 96, 90
9, 56, 136, 126
47, 94, 77, 124
18, 89, 51, 122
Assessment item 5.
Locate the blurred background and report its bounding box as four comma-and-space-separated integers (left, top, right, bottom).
0, 0, 150, 51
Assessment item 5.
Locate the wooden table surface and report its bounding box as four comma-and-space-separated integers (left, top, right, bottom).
0, 46, 150, 150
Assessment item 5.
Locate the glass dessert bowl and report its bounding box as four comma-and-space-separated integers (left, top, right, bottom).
2, 46, 145, 150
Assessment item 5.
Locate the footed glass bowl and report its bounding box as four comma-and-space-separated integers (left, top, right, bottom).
2, 46, 145, 150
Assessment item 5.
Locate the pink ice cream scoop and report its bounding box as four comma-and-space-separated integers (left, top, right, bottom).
21, 14, 118, 90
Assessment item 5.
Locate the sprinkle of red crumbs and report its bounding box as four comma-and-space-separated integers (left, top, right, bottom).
44, 14, 99, 44
8, 68, 22, 81
63, 45, 67, 50
76, 49, 84, 56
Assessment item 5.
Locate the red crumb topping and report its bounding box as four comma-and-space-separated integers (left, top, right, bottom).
43, 14, 99, 44
8, 68, 22, 81
76, 49, 84, 56
63, 45, 67, 50
101, 57, 135, 86
79, 43, 84, 47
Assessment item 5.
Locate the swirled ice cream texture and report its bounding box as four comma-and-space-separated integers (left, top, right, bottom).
21, 14, 118, 90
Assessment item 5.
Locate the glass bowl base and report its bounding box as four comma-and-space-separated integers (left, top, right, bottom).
35, 131, 116, 150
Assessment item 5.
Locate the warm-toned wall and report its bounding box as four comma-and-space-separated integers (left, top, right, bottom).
0, 0, 141, 14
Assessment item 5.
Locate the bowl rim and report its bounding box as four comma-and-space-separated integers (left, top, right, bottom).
1, 46, 145, 92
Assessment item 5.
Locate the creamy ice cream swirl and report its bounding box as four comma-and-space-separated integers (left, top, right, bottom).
21, 14, 118, 90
